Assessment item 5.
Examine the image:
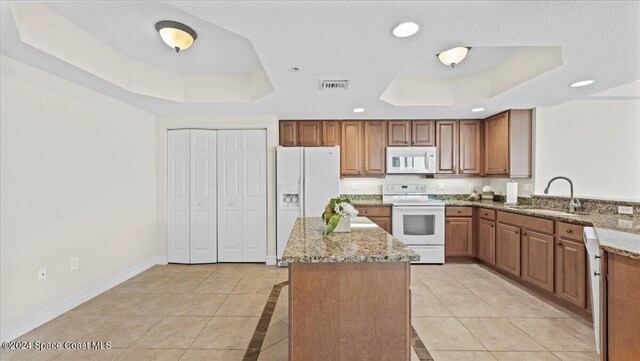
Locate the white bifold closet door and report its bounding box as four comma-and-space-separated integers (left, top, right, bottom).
217, 130, 267, 262
167, 129, 217, 264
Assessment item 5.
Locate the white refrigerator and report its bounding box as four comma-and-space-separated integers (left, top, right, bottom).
276, 146, 340, 265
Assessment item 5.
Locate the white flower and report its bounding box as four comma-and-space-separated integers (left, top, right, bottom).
334, 202, 358, 219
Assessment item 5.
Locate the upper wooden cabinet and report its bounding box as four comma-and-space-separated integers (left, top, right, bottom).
436, 120, 458, 174
484, 109, 532, 177
340, 121, 364, 176
458, 120, 482, 175
363, 120, 387, 175
280, 120, 298, 147
388, 121, 411, 146
322, 120, 340, 146
298, 120, 322, 146
412, 120, 436, 146
387, 120, 435, 146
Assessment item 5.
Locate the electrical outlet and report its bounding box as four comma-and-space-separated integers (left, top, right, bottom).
351, 184, 359, 191
437, 183, 444, 191
38, 267, 47, 282
523, 184, 533, 193
468, 183, 475, 191
70, 257, 79, 271
618, 206, 634, 215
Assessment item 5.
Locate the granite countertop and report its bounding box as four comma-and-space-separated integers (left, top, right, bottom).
444, 200, 640, 259
282, 217, 420, 263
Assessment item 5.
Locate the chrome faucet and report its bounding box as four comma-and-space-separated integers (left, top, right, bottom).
543, 176, 581, 213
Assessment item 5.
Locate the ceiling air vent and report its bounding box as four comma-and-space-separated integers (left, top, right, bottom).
320, 79, 350, 90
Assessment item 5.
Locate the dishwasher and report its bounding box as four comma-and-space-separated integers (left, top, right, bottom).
583, 227, 600, 354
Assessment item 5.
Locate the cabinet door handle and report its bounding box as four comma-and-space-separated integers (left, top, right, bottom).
594, 271, 600, 276
522, 232, 527, 236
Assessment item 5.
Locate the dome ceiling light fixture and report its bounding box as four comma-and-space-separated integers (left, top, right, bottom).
436, 46, 471, 68
155, 20, 197, 53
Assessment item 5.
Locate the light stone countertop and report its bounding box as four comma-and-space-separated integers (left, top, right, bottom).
281, 217, 420, 263
443, 200, 640, 260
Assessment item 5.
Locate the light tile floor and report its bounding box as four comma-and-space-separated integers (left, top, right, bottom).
0, 263, 598, 361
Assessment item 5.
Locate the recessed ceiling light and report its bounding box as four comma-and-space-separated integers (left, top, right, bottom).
471, 107, 485, 112
155, 20, 197, 53
436, 47, 471, 68
352, 108, 365, 113
570, 80, 594, 88
392, 22, 419, 38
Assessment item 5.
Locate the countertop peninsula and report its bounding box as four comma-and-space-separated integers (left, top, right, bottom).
281, 217, 419, 263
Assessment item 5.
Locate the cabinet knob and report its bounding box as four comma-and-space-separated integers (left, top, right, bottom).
457, 210, 462, 214
490, 224, 494, 228
566, 229, 573, 234
515, 230, 519, 234
522, 232, 527, 236
484, 212, 488, 216
365, 210, 369, 214
556, 240, 563, 245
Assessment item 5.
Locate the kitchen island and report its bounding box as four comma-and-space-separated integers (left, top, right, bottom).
282, 217, 419, 361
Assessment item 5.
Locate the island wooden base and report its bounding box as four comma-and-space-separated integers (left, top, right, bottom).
289, 262, 411, 361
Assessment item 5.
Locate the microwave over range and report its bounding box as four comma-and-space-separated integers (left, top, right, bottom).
386, 146, 437, 174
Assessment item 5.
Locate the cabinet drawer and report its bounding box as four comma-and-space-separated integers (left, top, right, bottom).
479, 208, 496, 221
446, 207, 473, 217
556, 221, 583, 241
497, 211, 554, 234
355, 205, 391, 217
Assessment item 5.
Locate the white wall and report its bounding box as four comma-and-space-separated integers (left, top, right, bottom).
535, 97, 640, 201
0, 56, 158, 327
155, 115, 279, 261
339, 176, 488, 195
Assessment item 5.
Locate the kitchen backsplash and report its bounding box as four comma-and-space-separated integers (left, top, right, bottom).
531, 195, 640, 216
341, 193, 638, 217
339, 176, 535, 197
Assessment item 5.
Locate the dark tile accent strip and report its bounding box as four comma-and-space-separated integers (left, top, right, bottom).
411, 325, 434, 361
245, 280, 433, 361
243, 280, 289, 361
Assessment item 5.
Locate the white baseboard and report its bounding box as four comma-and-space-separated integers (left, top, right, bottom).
0, 255, 167, 342
265, 255, 277, 266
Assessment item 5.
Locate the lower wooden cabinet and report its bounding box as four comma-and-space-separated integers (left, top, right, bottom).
478, 219, 496, 264
354, 205, 391, 233
445, 217, 473, 256
555, 237, 586, 308
521, 230, 554, 292
602, 251, 640, 361
496, 223, 521, 276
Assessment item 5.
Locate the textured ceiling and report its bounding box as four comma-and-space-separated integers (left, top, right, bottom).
2, 1, 639, 119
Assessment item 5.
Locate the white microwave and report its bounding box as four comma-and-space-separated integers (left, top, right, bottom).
386, 147, 437, 174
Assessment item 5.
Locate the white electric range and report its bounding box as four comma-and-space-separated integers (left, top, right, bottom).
383, 184, 445, 264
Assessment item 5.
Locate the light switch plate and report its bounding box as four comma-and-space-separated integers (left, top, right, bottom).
618, 206, 634, 215
38, 267, 47, 282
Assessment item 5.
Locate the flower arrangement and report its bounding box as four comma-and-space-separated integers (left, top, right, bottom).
322, 198, 359, 234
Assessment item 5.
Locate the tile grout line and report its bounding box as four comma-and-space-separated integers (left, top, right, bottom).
242, 280, 288, 361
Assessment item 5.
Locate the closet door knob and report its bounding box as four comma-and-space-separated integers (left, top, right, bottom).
198, 202, 204, 207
